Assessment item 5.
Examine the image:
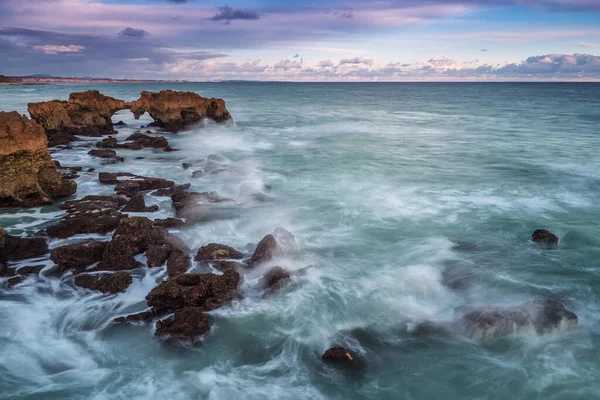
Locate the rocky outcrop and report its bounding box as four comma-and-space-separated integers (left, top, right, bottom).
249, 228, 296, 267
129, 90, 231, 132
195, 243, 244, 262
265, 266, 290, 291
322, 347, 364, 370
0, 227, 48, 262
0, 112, 76, 207
122, 194, 159, 213
532, 229, 559, 246
155, 307, 210, 340
28, 91, 127, 144
99, 172, 175, 197
74, 272, 132, 294
50, 241, 108, 271
88, 149, 124, 164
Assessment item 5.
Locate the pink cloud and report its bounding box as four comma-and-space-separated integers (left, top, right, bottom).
34, 44, 85, 54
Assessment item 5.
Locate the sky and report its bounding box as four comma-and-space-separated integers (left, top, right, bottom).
1, 0, 600, 81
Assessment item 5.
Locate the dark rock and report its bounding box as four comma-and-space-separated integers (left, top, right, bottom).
114, 120, 127, 126
122, 194, 159, 213
96, 136, 143, 150
151, 183, 191, 197
155, 307, 210, 340
146, 244, 172, 267
48, 131, 76, 147
0, 230, 48, 262
125, 132, 172, 151
210, 260, 245, 272
74, 272, 132, 294
88, 149, 124, 164
170, 191, 232, 221
16, 265, 44, 276
192, 170, 204, 178
99, 172, 136, 184
532, 229, 559, 246
114, 309, 155, 324
6, 276, 25, 287
412, 321, 448, 336
265, 266, 290, 291
182, 162, 193, 170
322, 347, 363, 370
167, 247, 190, 277
50, 241, 108, 271
146, 270, 240, 313
114, 176, 175, 197
195, 243, 244, 262
249, 234, 278, 267
46, 195, 127, 238
154, 218, 185, 229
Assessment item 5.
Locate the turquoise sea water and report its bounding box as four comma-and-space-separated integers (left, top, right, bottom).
0, 82, 599, 399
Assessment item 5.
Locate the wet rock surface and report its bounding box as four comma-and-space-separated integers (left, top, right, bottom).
129, 90, 231, 132
532, 229, 559, 246
155, 307, 210, 339
0, 111, 76, 207
153, 218, 185, 229
265, 266, 290, 291
74, 272, 132, 294
50, 241, 108, 271
322, 347, 364, 370
122, 194, 159, 213
88, 149, 124, 164
146, 270, 240, 313
46, 195, 127, 238
195, 243, 244, 262
0, 228, 48, 262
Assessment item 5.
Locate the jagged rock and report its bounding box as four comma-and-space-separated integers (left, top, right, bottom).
16, 265, 43, 276
0, 111, 77, 207
48, 131, 76, 147
74, 272, 132, 294
195, 243, 244, 262
112, 176, 175, 197
114, 309, 155, 324
96, 136, 143, 150
265, 266, 290, 291
153, 218, 185, 229
146, 270, 240, 313
6, 276, 25, 287
50, 241, 108, 271
129, 90, 231, 132
114, 121, 127, 127
155, 307, 210, 340
122, 194, 159, 213
46, 195, 127, 238
322, 347, 363, 370
151, 183, 190, 197
99, 172, 136, 184
249, 235, 277, 267
146, 244, 172, 267
192, 170, 204, 178
167, 247, 190, 277
182, 162, 193, 170
125, 132, 173, 151
170, 191, 233, 220
88, 149, 124, 164
532, 229, 559, 246
0, 229, 48, 262
57, 165, 82, 180
28, 90, 127, 137
456, 298, 578, 340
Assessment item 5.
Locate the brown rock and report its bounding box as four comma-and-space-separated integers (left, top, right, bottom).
195, 243, 244, 262
129, 90, 231, 132
88, 149, 124, 164
265, 266, 290, 291
153, 218, 185, 229
28, 90, 127, 137
125, 132, 172, 151
166, 247, 190, 277
322, 347, 364, 370
114, 309, 155, 324
146, 270, 240, 313
155, 307, 210, 339
0, 231, 48, 262
146, 244, 172, 267
96, 136, 143, 150
74, 272, 132, 294
0, 111, 77, 207
50, 241, 108, 271
151, 183, 191, 197
532, 229, 559, 246
249, 234, 278, 267
122, 194, 159, 213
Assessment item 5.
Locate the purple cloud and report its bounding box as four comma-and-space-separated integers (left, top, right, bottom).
119, 27, 148, 38
209, 5, 261, 22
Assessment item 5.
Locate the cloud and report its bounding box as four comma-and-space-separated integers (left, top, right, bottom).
340, 57, 374, 66
34, 44, 85, 55
293, 54, 299, 58
274, 59, 302, 70
163, 0, 189, 3
209, 5, 261, 22
579, 42, 598, 48
318, 59, 335, 68
481, 48, 489, 52
119, 27, 148, 39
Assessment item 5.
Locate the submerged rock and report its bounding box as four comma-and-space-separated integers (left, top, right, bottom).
265, 266, 290, 291
322, 347, 364, 370
50, 241, 108, 271
0, 228, 48, 262
155, 307, 210, 340
0, 111, 76, 207
532, 229, 559, 246
125, 132, 173, 151
146, 270, 240, 313
249, 228, 296, 267
88, 149, 124, 164
74, 272, 132, 294
153, 218, 185, 229
129, 90, 232, 132
195, 243, 244, 262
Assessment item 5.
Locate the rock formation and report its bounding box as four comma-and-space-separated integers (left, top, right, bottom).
532, 229, 559, 246
129, 90, 231, 131
0, 111, 76, 207
0, 227, 48, 262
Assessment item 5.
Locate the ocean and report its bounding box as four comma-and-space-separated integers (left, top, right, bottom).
1, 82, 599, 399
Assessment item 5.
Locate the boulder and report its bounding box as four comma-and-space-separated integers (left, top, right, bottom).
151, 183, 191, 197
28, 90, 127, 137
532, 229, 559, 246
88, 149, 124, 164
0, 229, 48, 262
96, 136, 143, 150
155, 307, 210, 339
146, 270, 240, 313
125, 132, 173, 151
195, 243, 244, 262
166, 247, 190, 277
46, 195, 127, 238
114, 309, 155, 324
129, 90, 231, 132
0, 111, 76, 207
249, 234, 278, 267
321, 347, 363, 370
74, 272, 132, 294
122, 194, 159, 213
50, 241, 108, 271
265, 266, 290, 291
154, 218, 185, 229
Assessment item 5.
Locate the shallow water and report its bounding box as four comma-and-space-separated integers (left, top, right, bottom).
1, 82, 600, 399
